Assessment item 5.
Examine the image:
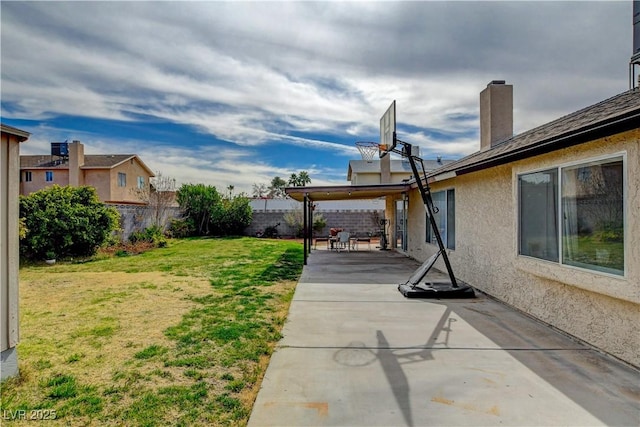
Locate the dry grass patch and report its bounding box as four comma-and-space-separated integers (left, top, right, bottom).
1, 238, 303, 426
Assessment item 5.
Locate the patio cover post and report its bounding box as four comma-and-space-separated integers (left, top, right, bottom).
303, 193, 308, 265
307, 198, 312, 256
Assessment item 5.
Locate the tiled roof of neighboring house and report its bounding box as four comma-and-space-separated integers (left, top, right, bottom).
429, 89, 640, 180
21, 154, 155, 176
82, 155, 137, 168
21, 154, 136, 169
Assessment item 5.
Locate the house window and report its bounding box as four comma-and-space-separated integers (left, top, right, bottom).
518, 156, 624, 276
118, 172, 127, 187
426, 189, 455, 250
137, 176, 145, 189
45, 171, 54, 182
24, 171, 32, 182
518, 169, 559, 262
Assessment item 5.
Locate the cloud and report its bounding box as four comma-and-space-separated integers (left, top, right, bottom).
2, 1, 633, 193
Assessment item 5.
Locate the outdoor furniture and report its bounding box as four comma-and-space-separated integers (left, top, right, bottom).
336, 231, 351, 252
328, 236, 338, 250
355, 233, 372, 251
314, 236, 330, 249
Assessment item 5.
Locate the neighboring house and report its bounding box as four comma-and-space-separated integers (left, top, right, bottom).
405, 83, 639, 367
348, 149, 453, 185
20, 140, 155, 204
1, 124, 30, 380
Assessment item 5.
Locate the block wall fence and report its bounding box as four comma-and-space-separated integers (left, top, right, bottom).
112, 204, 385, 240
245, 210, 385, 238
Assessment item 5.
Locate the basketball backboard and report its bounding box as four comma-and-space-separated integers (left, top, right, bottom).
379, 100, 396, 158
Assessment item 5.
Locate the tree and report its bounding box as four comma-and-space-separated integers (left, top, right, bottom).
20, 185, 120, 260
211, 194, 253, 236
268, 176, 287, 198
227, 185, 235, 198
131, 172, 177, 227
176, 184, 221, 235
288, 171, 311, 187
176, 184, 252, 237
252, 183, 269, 198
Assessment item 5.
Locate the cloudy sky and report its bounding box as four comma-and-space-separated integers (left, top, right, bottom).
1, 1, 634, 194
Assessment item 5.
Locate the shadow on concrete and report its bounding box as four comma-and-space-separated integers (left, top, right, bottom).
443, 297, 640, 426
268, 249, 640, 426
376, 330, 413, 427
376, 297, 640, 426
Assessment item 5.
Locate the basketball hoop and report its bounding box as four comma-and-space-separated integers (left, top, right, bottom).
355, 141, 380, 162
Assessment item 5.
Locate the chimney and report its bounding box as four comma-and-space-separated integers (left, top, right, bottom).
480, 80, 513, 151
68, 140, 85, 186
631, 1, 640, 89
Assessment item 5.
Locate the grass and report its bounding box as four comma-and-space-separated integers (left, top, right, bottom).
562, 235, 624, 274
1, 237, 303, 426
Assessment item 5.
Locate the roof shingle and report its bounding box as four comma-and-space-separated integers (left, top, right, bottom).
429, 89, 640, 178
21, 154, 136, 169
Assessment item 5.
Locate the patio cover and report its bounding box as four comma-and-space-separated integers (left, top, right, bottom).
285, 183, 411, 264
285, 183, 410, 202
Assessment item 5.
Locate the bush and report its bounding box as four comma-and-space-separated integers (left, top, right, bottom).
210, 195, 253, 236
176, 184, 221, 235
20, 185, 120, 260
167, 218, 196, 238
129, 225, 167, 247
176, 184, 252, 237
284, 210, 326, 237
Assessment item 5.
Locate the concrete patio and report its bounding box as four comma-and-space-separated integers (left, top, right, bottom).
248, 249, 640, 426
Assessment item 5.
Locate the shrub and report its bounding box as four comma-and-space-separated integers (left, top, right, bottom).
167, 218, 196, 238
176, 184, 221, 235
176, 184, 252, 237
210, 195, 253, 236
129, 225, 167, 247
20, 185, 120, 260
284, 210, 326, 237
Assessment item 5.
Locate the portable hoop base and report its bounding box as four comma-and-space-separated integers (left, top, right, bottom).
398, 281, 475, 299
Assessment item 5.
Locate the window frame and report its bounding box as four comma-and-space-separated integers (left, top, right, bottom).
137, 176, 145, 189
24, 171, 32, 182
45, 171, 54, 182
426, 188, 455, 250
118, 172, 127, 187
517, 152, 627, 278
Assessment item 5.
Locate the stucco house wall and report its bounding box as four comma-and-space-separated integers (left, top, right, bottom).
351, 171, 414, 186
20, 168, 69, 195
106, 158, 152, 204
83, 169, 112, 202
353, 173, 381, 185
406, 128, 640, 366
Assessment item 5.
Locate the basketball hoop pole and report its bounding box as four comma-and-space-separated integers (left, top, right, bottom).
393, 136, 474, 298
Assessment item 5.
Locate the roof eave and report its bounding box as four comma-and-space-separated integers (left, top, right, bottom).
110, 155, 156, 177
1, 124, 30, 142
429, 109, 640, 181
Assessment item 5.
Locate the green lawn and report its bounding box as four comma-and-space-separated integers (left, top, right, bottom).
1, 237, 303, 426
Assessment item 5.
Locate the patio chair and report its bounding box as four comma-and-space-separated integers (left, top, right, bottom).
355, 232, 372, 251
336, 231, 351, 252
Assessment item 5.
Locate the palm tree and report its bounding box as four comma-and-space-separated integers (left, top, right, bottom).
298, 171, 311, 186
288, 171, 312, 187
